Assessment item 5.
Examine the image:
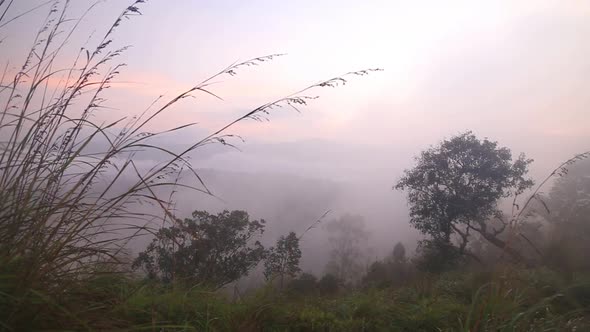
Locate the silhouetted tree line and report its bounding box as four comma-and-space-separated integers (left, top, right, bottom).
133, 131, 590, 291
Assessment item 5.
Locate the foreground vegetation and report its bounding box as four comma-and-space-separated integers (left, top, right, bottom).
2, 265, 589, 331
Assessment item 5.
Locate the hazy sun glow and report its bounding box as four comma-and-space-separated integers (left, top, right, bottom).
3, 0, 590, 174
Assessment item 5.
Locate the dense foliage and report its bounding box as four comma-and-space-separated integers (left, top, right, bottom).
4, 265, 589, 331
132, 210, 266, 288
264, 231, 302, 287
396, 131, 534, 263
542, 158, 590, 276
364, 242, 411, 288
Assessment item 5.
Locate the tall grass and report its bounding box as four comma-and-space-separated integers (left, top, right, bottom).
0, 1, 378, 329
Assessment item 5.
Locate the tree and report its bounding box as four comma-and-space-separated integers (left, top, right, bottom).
132, 210, 265, 288
542, 157, 590, 275
413, 239, 464, 273
287, 273, 318, 296
545, 157, 590, 227
363, 261, 392, 289
318, 274, 340, 296
263, 231, 302, 288
395, 131, 534, 263
325, 214, 369, 284
388, 242, 411, 284
364, 242, 411, 288
390, 242, 407, 264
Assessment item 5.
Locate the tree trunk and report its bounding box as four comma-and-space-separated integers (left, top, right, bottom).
477, 229, 530, 266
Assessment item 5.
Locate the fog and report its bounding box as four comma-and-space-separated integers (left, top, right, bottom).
131, 141, 416, 273
4, 0, 590, 279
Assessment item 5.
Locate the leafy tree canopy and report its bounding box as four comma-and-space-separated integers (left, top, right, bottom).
263, 231, 302, 285
133, 210, 265, 288
395, 131, 534, 261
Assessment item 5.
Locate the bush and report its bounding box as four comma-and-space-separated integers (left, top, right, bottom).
319, 274, 340, 296
287, 273, 318, 296
413, 240, 465, 273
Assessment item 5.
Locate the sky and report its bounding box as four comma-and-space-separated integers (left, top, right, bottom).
2, 0, 590, 265
5, 1, 590, 146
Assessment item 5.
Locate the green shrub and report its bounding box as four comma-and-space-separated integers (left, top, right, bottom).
288, 273, 319, 296
319, 274, 340, 296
